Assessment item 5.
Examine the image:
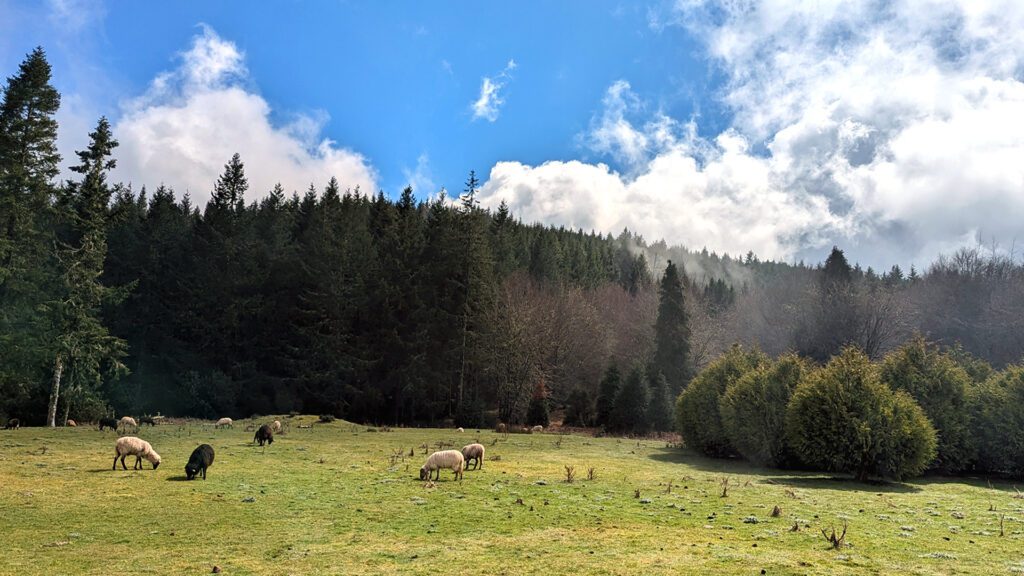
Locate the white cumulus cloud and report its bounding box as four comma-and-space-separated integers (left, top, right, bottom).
479, 1, 1024, 267
113, 25, 377, 205
471, 59, 517, 122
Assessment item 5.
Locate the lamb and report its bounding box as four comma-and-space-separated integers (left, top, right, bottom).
4, 418, 19, 430
98, 417, 118, 431
271, 420, 282, 433
531, 425, 544, 433
215, 417, 233, 429
66, 419, 77, 427
139, 416, 156, 426
185, 444, 215, 480
461, 443, 485, 470
456, 427, 464, 433
118, 416, 138, 431
495, 423, 507, 434
112, 436, 161, 470
419, 449, 464, 481
254, 423, 274, 446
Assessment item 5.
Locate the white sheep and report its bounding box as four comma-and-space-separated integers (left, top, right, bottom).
456, 427, 464, 433
118, 416, 138, 431
461, 443, 485, 470
215, 417, 233, 429
271, 420, 282, 433
420, 450, 464, 481
531, 425, 544, 433
112, 436, 161, 470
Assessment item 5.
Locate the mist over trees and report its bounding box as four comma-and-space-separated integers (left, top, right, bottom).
3, 47, 1024, 454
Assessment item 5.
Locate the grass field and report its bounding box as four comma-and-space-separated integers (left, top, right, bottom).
1, 417, 1022, 575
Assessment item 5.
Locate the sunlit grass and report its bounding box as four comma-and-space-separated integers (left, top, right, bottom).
1, 418, 1022, 575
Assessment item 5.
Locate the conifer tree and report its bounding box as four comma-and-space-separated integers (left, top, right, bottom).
653, 260, 691, 395
596, 364, 621, 428
0, 47, 61, 417
612, 365, 649, 433
45, 117, 128, 426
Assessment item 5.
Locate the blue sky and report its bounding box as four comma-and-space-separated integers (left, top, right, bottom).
3, 1, 1024, 268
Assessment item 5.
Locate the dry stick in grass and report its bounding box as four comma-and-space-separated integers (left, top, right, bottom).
821, 522, 848, 549
720, 477, 731, 498
564, 465, 575, 483
587, 467, 595, 481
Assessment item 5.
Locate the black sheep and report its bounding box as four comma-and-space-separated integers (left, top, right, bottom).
98, 417, 118, 431
140, 416, 156, 426
254, 424, 274, 446
185, 444, 215, 480
3, 418, 19, 430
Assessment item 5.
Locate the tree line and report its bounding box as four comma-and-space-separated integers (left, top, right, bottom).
2, 48, 1024, 445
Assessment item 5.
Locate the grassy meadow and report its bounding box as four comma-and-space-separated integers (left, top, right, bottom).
1, 417, 1023, 575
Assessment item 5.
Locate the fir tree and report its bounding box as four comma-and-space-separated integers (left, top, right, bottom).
45, 117, 129, 426
653, 260, 691, 395
596, 364, 621, 428
612, 365, 649, 434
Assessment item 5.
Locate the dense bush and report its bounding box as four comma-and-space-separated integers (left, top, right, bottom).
676, 345, 766, 457
786, 347, 936, 481
880, 336, 973, 473
968, 366, 1024, 477
720, 354, 806, 467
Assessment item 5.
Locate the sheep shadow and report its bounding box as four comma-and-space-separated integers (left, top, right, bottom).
165, 475, 191, 482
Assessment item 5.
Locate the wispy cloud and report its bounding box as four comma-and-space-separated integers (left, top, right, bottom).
471, 59, 517, 122
113, 25, 377, 205
402, 153, 437, 196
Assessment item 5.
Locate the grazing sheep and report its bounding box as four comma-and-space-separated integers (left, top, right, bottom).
98, 417, 118, 431
118, 416, 138, 431
496, 422, 507, 434
66, 419, 77, 427
531, 425, 544, 433
185, 444, 215, 480
139, 416, 156, 426
215, 417, 233, 429
254, 424, 274, 446
112, 436, 161, 470
419, 450, 464, 481
271, 420, 282, 433
456, 427, 464, 433
461, 443, 485, 470
4, 418, 20, 430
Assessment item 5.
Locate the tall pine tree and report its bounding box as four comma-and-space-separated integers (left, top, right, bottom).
45, 117, 128, 426
652, 260, 691, 395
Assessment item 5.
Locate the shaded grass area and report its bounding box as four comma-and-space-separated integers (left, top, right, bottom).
1, 418, 1023, 575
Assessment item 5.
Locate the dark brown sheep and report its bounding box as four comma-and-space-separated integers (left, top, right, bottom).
185, 444, 215, 480
254, 424, 274, 446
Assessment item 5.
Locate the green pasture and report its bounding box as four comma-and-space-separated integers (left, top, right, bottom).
1, 418, 1022, 575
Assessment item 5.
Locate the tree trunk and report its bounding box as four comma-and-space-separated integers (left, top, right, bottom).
61, 392, 72, 427
46, 354, 63, 427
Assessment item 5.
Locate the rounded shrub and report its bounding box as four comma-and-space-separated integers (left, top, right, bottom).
676, 344, 766, 457
879, 335, 973, 473
786, 347, 937, 481
720, 353, 806, 467
968, 366, 1024, 478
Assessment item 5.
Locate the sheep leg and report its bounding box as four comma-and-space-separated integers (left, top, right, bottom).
134, 456, 142, 470
120, 455, 128, 470
112, 454, 118, 470
202, 466, 206, 480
